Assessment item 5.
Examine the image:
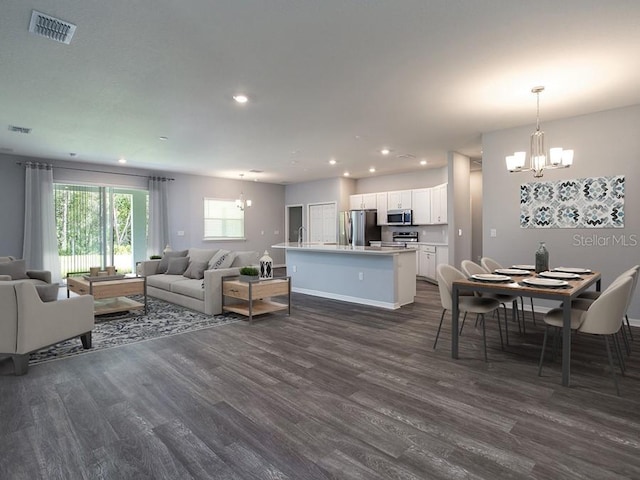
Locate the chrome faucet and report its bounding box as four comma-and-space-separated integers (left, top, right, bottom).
297, 226, 307, 245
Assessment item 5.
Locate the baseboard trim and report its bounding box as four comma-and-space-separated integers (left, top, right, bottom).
291, 286, 401, 310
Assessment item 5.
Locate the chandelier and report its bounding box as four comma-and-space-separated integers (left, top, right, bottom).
506, 86, 573, 178
235, 174, 252, 210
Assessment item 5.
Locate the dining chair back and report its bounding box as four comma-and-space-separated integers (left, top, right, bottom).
481, 257, 503, 273
461, 260, 487, 277
437, 263, 462, 311
579, 276, 633, 336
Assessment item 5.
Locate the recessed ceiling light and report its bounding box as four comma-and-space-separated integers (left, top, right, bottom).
343, 172, 350, 177
118, 158, 127, 164
420, 159, 427, 166
380, 148, 390, 156
329, 158, 336, 165
159, 136, 168, 141
233, 94, 248, 104
369, 167, 376, 173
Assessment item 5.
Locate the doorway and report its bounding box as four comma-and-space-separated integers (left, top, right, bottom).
286, 204, 303, 242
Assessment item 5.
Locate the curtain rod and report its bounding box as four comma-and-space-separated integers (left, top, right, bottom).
16, 162, 175, 180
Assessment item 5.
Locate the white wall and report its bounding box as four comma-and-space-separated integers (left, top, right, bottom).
482, 104, 640, 318
448, 152, 472, 267
0, 155, 26, 256
470, 170, 483, 263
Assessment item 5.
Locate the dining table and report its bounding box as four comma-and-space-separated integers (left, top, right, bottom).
451, 267, 601, 386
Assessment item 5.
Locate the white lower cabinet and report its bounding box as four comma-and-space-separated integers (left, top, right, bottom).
418, 245, 437, 280
418, 245, 448, 283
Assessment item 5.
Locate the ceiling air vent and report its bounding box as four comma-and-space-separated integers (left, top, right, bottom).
8, 125, 32, 134
249, 169, 264, 173
28, 10, 77, 45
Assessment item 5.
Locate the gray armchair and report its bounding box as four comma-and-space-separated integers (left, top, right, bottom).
0, 281, 94, 375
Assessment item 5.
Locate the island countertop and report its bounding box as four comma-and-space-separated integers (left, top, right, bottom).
272, 242, 415, 255
272, 242, 416, 309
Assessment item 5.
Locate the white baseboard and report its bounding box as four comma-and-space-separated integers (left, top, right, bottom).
291, 286, 401, 310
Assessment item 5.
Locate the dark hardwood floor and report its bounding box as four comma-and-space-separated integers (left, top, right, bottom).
2, 279, 640, 479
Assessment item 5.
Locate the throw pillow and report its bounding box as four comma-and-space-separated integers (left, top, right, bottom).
0, 259, 30, 280
187, 248, 218, 264
166, 256, 190, 275
157, 250, 188, 274
231, 251, 259, 268
36, 283, 60, 302
183, 260, 208, 280
208, 249, 236, 270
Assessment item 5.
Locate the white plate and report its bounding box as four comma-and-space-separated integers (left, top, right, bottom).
512, 264, 535, 270
495, 268, 530, 275
539, 271, 581, 280
471, 273, 511, 282
553, 267, 592, 274
523, 278, 569, 288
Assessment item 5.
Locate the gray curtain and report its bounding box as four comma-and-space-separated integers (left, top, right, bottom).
148, 176, 170, 257
23, 162, 62, 282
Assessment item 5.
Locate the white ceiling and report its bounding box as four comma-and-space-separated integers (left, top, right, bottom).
1, 1, 640, 184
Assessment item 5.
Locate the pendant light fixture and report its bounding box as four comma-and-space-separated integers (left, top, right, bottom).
506, 86, 574, 178
236, 174, 252, 210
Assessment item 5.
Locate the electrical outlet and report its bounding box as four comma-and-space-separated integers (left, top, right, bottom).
292, 265, 297, 273
177, 230, 184, 236
260, 230, 264, 235
358, 272, 364, 280
490, 228, 497, 237
458, 229, 462, 236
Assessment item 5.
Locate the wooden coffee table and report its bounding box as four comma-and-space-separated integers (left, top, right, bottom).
67, 275, 147, 316
222, 276, 291, 323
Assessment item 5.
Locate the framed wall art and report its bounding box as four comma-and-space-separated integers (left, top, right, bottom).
520, 175, 624, 229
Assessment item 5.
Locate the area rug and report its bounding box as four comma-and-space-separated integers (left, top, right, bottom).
29, 296, 241, 366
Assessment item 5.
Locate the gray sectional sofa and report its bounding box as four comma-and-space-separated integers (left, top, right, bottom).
136, 248, 259, 315
0, 256, 52, 285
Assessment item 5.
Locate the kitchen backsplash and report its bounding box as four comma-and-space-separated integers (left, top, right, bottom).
382, 225, 448, 244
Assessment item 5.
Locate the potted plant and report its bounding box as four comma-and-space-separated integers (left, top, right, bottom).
239, 266, 259, 283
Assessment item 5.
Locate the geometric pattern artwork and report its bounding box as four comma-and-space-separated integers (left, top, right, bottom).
520, 175, 625, 228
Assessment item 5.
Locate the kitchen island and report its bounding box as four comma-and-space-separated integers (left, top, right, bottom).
272, 243, 416, 309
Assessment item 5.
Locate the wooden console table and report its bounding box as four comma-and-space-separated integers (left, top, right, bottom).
67, 275, 147, 317
222, 276, 291, 323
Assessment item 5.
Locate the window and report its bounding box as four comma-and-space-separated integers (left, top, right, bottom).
204, 198, 245, 239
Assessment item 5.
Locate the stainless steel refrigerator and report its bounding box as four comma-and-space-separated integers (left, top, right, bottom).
339, 210, 381, 246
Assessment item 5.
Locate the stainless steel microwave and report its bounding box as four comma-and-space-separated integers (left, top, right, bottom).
387, 209, 413, 225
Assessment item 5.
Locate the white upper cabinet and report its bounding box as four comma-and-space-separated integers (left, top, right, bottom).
387, 190, 412, 210
349, 193, 377, 210
430, 183, 448, 224
411, 188, 431, 225
376, 192, 388, 225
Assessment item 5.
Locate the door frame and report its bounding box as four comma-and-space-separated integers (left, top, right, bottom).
285, 204, 304, 243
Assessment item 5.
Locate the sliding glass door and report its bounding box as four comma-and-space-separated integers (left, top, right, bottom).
54, 184, 148, 277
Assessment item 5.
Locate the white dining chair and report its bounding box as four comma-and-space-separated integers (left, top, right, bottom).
435, 264, 503, 361
481, 256, 534, 332
570, 267, 637, 358
577, 265, 638, 342
538, 276, 633, 395
461, 260, 520, 345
